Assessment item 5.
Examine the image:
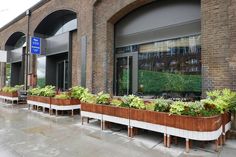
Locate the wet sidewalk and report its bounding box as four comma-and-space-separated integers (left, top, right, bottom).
0, 103, 236, 157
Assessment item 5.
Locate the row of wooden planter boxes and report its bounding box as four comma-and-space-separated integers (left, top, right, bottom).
0, 91, 18, 97
81, 102, 231, 140
0, 93, 81, 106
27, 95, 80, 106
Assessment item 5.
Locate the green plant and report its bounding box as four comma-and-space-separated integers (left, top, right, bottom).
206, 89, 236, 113
96, 91, 110, 104
28, 87, 41, 96
110, 99, 123, 107
40, 85, 55, 97
54, 92, 70, 99
154, 98, 172, 112
2, 86, 18, 93
170, 101, 186, 115
80, 89, 97, 104
145, 101, 156, 111
184, 101, 204, 116
129, 96, 145, 109
70, 86, 86, 99
121, 95, 137, 107
200, 98, 220, 116
28, 86, 55, 97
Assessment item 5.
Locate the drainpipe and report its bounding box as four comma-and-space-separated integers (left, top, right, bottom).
25, 9, 31, 90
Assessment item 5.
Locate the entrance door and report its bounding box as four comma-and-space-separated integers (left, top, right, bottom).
115, 52, 138, 95
56, 60, 68, 91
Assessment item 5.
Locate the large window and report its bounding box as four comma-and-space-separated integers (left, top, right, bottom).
138, 35, 201, 98
37, 56, 46, 87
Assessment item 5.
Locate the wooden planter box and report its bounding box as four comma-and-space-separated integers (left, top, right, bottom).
222, 112, 231, 132
103, 105, 129, 119
130, 108, 167, 125
165, 114, 222, 131
0, 91, 18, 97
129, 108, 221, 132
27, 95, 51, 104
81, 102, 103, 114
51, 98, 80, 106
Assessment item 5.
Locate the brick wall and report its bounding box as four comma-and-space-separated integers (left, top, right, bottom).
0, 0, 236, 96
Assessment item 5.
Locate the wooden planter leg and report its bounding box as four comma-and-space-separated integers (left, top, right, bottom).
164, 134, 167, 147
37, 106, 39, 112
43, 107, 45, 113
128, 126, 131, 137
222, 133, 226, 144
174, 136, 178, 145
81, 117, 84, 125
215, 139, 219, 152
186, 139, 190, 153
56, 110, 58, 116
219, 135, 223, 146
87, 118, 90, 123
167, 135, 171, 148
101, 120, 105, 130
71, 110, 74, 117
130, 127, 134, 138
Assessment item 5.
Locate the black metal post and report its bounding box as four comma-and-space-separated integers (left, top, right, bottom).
25, 10, 31, 90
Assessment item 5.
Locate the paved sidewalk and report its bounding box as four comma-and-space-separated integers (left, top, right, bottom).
0, 103, 236, 157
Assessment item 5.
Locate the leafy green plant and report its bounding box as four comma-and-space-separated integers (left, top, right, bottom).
96, 91, 110, 104
129, 96, 145, 109
70, 86, 86, 99
54, 92, 70, 99
154, 98, 172, 112
40, 85, 55, 97
110, 99, 123, 107
170, 101, 186, 115
121, 95, 136, 107
200, 98, 220, 116
145, 101, 156, 111
80, 89, 97, 104
28, 87, 41, 96
205, 89, 236, 113
27, 86, 55, 97
1, 85, 22, 93
184, 101, 204, 116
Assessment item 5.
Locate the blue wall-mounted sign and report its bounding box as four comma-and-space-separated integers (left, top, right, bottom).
30, 37, 41, 55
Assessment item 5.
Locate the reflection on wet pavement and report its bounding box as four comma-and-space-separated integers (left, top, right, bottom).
0, 104, 236, 157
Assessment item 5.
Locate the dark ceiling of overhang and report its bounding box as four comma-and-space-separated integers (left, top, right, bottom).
34, 10, 76, 36
5, 32, 25, 47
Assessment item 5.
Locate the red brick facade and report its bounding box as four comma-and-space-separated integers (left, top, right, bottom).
0, 0, 236, 96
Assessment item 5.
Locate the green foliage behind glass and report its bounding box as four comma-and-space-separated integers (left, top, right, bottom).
138, 70, 201, 94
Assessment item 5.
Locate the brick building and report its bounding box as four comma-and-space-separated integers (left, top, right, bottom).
0, 0, 235, 98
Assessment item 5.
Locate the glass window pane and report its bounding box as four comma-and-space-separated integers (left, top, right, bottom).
138, 35, 201, 99
37, 56, 46, 87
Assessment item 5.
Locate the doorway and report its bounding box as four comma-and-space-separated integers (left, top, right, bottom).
115, 52, 138, 95
56, 60, 68, 91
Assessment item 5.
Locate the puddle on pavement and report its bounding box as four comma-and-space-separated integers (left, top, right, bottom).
22, 125, 51, 136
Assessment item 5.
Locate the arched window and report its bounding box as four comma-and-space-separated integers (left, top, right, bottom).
114, 0, 201, 99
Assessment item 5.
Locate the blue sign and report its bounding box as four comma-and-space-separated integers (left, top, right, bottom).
30, 37, 41, 55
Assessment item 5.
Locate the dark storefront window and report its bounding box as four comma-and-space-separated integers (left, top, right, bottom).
138, 35, 201, 99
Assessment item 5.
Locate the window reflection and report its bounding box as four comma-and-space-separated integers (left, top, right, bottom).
54, 19, 77, 36
14, 36, 26, 49
138, 35, 201, 99
37, 56, 46, 87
